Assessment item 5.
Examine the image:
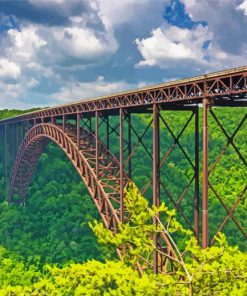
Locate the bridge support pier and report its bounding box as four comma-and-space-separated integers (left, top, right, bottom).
3, 125, 8, 200
63, 115, 65, 132
202, 97, 209, 248
77, 113, 81, 149
119, 108, 124, 223
153, 103, 160, 273
127, 112, 132, 178
95, 111, 99, 180
194, 106, 200, 242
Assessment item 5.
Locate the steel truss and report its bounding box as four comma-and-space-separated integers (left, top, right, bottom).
0, 66, 246, 125
6, 122, 189, 274
0, 66, 246, 273
207, 109, 247, 244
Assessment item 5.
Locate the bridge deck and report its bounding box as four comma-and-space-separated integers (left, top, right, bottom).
0, 65, 246, 125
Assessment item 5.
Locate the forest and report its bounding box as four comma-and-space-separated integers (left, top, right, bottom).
0, 107, 246, 295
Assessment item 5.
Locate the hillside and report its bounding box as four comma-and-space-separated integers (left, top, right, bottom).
0, 107, 246, 265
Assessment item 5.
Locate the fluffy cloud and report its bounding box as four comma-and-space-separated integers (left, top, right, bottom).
0, 79, 43, 109
97, 0, 161, 28
28, 0, 66, 6
51, 76, 137, 103
1, 0, 246, 109
0, 0, 120, 65
0, 25, 54, 107
6, 26, 47, 62
237, 0, 247, 16
180, 0, 247, 55
0, 59, 21, 79
136, 25, 211, 68
0, 0, 121, 107
49, 25, 118, 61
136, 0, 247, 71
0, 25, 53, 82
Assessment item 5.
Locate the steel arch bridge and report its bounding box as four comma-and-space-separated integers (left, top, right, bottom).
0, 66, 246, 273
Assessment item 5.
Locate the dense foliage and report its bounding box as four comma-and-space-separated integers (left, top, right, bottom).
0, 186, 245, 295
0, 108, 246, 295
0, 110, 102, 265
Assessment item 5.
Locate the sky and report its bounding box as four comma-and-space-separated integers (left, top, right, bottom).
0, 0, 247, 109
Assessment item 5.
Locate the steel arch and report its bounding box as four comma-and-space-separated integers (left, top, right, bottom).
8, 123, 184, 274
9, 123, 124, 231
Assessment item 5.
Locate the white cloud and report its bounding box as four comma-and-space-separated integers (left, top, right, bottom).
0, 26, 55, 107
6, 26, 47, 62
0, 26, 49, 82
180, 0, 247, 53
28, 0, 66, 5
135, 0, 247, 71
0, 2, 120, 107
27, 78, 39, 88
1, 0, 246, 109
135, 25, 211, 68
237, 0, 247, 15
0, 80, 37, 110
97, 0, 159, 28
51, 76, 137, 103
0, 0, 166, 109
50, 25, 118, 60
0, 59, 21, 79
181, 0, 239, 23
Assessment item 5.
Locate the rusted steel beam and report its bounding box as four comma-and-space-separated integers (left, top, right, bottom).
0, 67, 246, 125
153, 103, 160, 274
194, 106, 200, 241
63, 115, 65, 132
127, 112, 132, 178
4, 125, 8, 200
202, 97, 209, 248
77, 113, 80, 149
209, 183, 247, 242
119, 108, 124, 222
16, 123, 19, 156
95, 111, 99, 180
106, 116, 110, 149
206, 110, 247, 244
142, 111, 196, 233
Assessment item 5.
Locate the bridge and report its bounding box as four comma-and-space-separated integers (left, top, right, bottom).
0, 66, 246, 273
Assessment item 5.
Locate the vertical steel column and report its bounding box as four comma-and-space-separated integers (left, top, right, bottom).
202, 97, 209, 248
21, 122, 24, 141
127, 112, 132, 178
194, 106, 200, 241
77, 113, 80, 149
11, 123, 14, 155
119, 108, 124, 222
4, 125, 8, 200
63, 115, 65, 132
16, 123, 19, 151
106, 116, 109, 149
95, 111, 99, 180
89, 117, 92, 133
25, 121, 28, 136
153, 103, 160, 274
11, 123, 15, 160
14, 123, 17, 158
10, 124, 14, 176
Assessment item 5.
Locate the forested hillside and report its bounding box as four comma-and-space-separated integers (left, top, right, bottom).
0, 109, 102, 265
0, 108, 246, 294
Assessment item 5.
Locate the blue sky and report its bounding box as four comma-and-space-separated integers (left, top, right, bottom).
0, 0, 247, 109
